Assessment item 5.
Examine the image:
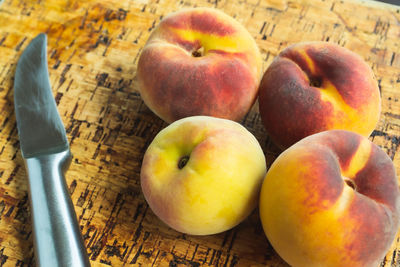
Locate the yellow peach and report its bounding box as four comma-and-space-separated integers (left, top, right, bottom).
141, 116, 266, 235
259, 130, 400, 267
137, 7, 262, 123
258, 42, 381, 149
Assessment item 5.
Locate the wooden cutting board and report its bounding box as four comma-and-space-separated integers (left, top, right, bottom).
0, 0, 400, 266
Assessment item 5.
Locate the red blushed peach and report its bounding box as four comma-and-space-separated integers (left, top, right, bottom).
137, 7, 262, 123
258, 42, 381, 149
259, 130, 400, 267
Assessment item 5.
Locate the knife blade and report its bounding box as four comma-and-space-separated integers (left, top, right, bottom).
14, 33, 91, 267
14, 34, 68, 159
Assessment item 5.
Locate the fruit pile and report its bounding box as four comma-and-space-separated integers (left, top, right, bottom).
137, 7, 400, 267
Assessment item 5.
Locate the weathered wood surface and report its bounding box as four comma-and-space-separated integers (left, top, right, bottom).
0, 0, 400, 266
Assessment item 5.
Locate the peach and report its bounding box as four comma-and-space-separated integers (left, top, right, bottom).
140, 116, 266, 235
137, 7, 262, 123
258, 42, 381, 149
259, 130, 400, 267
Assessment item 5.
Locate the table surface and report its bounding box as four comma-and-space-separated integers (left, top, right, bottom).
1, 0, 400, 266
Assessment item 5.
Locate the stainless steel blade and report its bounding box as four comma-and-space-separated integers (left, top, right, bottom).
14, 33, 69, 158
14, 34, 90, 267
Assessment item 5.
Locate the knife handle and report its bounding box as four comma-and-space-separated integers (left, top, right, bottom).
25, 151, 91, 267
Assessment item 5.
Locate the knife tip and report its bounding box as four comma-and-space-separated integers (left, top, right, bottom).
36, 33, 47, 41
32, 33, 47, 48
18, 33, 47, 63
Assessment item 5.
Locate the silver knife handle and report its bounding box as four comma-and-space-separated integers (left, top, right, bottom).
25, 151, 91, 267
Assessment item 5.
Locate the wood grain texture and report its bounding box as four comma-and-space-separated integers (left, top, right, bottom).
0, 0, 399, 266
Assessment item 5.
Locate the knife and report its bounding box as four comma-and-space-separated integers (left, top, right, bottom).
14, 33, 91, 267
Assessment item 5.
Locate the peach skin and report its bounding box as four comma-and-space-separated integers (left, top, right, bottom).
137, 7, 262, 123
258, 42, 381, 149
141, 116, 266, 235
259, 130, 400, 267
